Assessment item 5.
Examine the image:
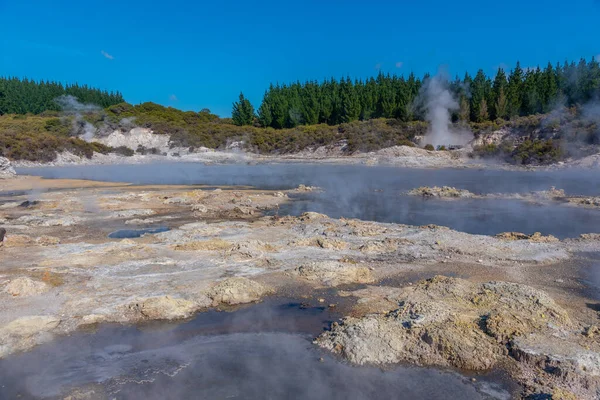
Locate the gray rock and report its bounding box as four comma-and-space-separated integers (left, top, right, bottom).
0, 157, 16, 178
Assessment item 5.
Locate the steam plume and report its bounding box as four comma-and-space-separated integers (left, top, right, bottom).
419, 70, 473, 148
55, 95, 99, 141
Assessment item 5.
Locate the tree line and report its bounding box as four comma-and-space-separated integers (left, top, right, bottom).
232, 57, 600, 127
0, 77, 124, 115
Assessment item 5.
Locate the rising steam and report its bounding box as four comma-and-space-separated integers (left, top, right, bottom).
55, 95, 99, 141
418, 71, 473, 148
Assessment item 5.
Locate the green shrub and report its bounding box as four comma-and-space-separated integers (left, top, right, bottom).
424, 144, 434, 151
512, 139, 561, 165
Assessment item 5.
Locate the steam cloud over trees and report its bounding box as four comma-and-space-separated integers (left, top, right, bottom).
240, 57, 600, 128
0, 77, 124, 115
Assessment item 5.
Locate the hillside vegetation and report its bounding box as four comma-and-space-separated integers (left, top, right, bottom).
0, 115, 113, 161
3, 101, 597, 165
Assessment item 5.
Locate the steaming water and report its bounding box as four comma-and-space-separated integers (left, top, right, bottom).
0, 300, 514, 399
108, 226, 170, 239
577, 252, 600, 300
18, 163, 600, 238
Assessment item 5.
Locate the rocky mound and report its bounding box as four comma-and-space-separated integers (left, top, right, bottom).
370, 145, 465, 168
316, 276, 598, 398
568, 196, 600, 208
97, 127, 170, 153
0, 157, 16, 178
127, 295, 199, 320
294, 261, 374, 287
495, 231, 560, 243
2, 277, 49, 297
408, 186, 476, 198
207, 277, 273, 305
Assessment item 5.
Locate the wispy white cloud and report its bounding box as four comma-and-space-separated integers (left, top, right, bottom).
596, 54, 600, 62
101, 50, 114, 60
395, 61, 403, 68
374, 63, 382, 70
169, 94, 178, 102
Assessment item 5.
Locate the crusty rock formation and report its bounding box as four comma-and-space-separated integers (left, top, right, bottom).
316, 276, 599, 399
207, 277, 273, 305
0, 157, 16, 178
127, 295, 200, 320
2, 277, 49, 297
408, 186, 476, 198
294, 261, 374, 287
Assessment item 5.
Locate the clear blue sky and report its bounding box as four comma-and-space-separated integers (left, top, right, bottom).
1, 0, 599, 117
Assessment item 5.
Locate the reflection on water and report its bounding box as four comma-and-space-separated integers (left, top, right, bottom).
0, 300, 513, 400
108, 226, 170, 239
18, 163, 600, 238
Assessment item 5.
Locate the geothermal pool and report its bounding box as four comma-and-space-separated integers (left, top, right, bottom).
0, 300, 514, 399
18, 163, 600, 238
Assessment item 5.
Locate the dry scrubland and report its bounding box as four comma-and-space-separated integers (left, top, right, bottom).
0, 174, 600, 398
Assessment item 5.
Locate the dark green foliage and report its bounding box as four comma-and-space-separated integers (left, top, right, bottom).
112, 146, 135, 156
255, 72, 422, 128
424, 144, 435, 151
512, 139, 561, 164
252, 57, 600, 128
473, 135, 561, 165
0, 77, 123, 115
231, 92, 255, 126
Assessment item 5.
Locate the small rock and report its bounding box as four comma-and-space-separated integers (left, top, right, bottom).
129, 296, 198, 320
318, 298, 325, 303
3, 277, 49, 297
2, 315, 60, 337
207, 277, 273, 305
295, 261, 374, 287
191, 204, 208, 213
36, 236, 60, 246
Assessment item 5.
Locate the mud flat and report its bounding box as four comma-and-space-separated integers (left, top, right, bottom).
1, 174, 600, 398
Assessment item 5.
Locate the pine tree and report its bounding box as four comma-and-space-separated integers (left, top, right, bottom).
458, 96, 470, 123
231, 92, 255, 126
541, 63, 558, 112
300, 81, 320, 125
470, 69, 488, 121
257, 90, 273, 127
491, 68, 507, 119
477, 98, 489, 122
339, 77, 360, 123
507, 62, 524, 118
495, 87, 508, 120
